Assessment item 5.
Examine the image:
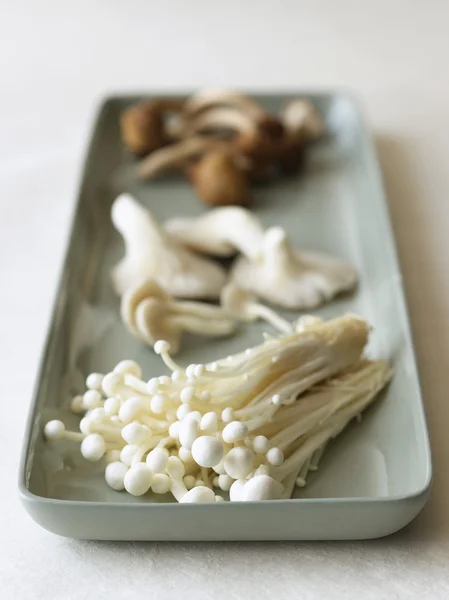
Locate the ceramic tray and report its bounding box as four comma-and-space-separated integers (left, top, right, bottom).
19, 93, 432, 540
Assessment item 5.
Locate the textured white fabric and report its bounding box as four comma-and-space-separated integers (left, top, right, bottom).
1, 1, 449, 597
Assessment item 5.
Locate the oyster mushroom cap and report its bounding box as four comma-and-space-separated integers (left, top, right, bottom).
165, 206, 264, 260
111, 194, 227, 299
230, 226, 357, 310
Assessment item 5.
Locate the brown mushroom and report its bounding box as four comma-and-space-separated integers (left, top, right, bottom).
169, 107, 258, 139
182, 89, 284, 138
187, 151, 251, 207
281, 99, 325, 142
120, 98, 184, 155
235, 130, 305, 180
137, 136, 227, 180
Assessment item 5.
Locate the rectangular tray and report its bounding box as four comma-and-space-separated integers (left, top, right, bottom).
19, 93, 432, 540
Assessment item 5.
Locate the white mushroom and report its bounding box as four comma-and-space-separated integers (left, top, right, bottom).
43, 314, 392, 503
240, 475, 283, 501
121, 279, 237, 354
220, 283, 292, 333
191, 436, 224, 468
164, 206, 264, 260
223, 447, 254, 479
281, 99, 325, 142
111, 193, 227, 298
123, 463, 153, 496
230, 226, 357, 309
179, 486, 216, 503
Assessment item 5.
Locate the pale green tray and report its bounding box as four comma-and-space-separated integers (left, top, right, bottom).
19, 93, 432, 540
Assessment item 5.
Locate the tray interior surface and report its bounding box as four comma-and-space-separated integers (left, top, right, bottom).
24, 94, 430, 505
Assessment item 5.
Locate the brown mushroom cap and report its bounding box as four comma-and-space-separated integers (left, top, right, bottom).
120, 101, 165, 155
187, 151, 251, 207
120, 98, 185, 155
281, 99, 325, 142
235, 130, 305, 180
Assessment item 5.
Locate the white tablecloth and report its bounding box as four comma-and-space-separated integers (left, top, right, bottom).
2, 1, 449, 597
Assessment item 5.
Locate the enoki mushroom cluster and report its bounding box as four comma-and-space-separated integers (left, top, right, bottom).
44, 315, 392, 503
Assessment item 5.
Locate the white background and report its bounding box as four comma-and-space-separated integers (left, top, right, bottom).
1, 1, 449, 598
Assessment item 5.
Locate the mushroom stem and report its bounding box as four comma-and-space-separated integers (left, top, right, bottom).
309, 443, 328, 471
158, 347, 184, 373
175, 107, 258, 138
248, 302, 292, 333
121, 279, 237, 354
220, 283, 292, 333
172, 315, 236, 337
171, 300, 231, 320
137, 136, 225, 180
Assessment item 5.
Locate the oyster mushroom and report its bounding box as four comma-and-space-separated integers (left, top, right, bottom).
121, 279, 237, 354
164, 206, 264, 260
111, 193, 227, 298
220, 283, 292, 333
230, 226, 357, 309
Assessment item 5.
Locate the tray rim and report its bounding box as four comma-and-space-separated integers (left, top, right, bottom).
18, 91, 432, 515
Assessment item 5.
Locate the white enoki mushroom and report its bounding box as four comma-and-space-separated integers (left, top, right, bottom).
231, 226, 357, 310
111, 193, 227, 298
121, 279, 237, 354
164, 206, 264, 260
43, 314, 392, 502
